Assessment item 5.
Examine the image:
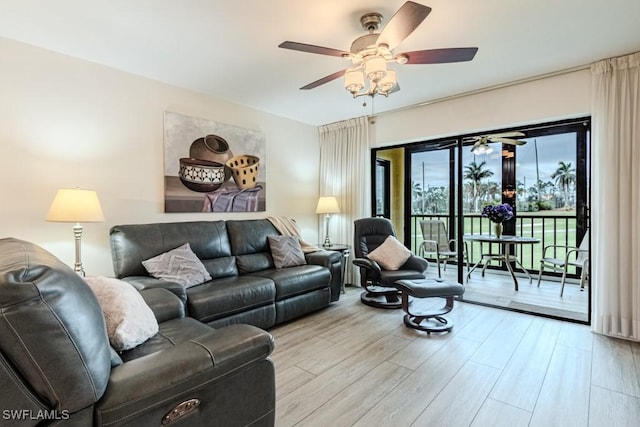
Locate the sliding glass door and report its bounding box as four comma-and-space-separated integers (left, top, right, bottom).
372, 117, 591, 322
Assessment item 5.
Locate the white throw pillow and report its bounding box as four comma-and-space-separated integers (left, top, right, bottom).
84, 276, 159, 351
366, 235, 413, 270
141, 243, 211, 288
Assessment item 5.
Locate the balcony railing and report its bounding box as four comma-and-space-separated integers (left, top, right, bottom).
410, 214, 582, 279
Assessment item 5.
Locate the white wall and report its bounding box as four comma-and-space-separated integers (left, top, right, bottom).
372, 69, 591, 147
0, 37, 320, 275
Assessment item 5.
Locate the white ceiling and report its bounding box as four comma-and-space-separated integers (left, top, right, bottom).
2, 0, 639, 126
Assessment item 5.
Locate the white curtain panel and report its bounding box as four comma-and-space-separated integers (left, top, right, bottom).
318, 116, 371, 285
591, 51, 640, 340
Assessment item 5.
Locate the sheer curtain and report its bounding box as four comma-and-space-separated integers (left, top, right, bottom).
591, 51, 640, 340
318, 116, 370, 284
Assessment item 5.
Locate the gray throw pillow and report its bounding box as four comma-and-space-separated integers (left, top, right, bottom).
268, 235, 307, 269
142, 243, 211, 288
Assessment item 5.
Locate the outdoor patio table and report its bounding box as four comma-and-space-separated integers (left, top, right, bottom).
464, 234, 540, 291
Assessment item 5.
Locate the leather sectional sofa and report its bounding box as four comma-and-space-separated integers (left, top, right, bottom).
109, 219, 343, 330
0, 237, 275, 426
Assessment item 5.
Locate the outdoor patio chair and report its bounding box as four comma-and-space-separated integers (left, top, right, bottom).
419, 219, 469, 278
537, 230, 589, 297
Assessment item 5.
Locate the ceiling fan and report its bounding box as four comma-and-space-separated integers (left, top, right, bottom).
278, 1, 478, 98
464, 132, 527, 155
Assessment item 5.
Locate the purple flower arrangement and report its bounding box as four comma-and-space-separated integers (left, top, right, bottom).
481, 203, 514, 223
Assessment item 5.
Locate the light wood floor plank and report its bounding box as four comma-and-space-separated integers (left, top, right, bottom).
470, 311, 533, 369
275, 366, 315, 401
275, 333, 410, 427
591, 333, 640, 397
589, 385, 640, 427
353, 335, 482, 427
299, 361, 412, 427
471, 398, 531, 427
411, 361, 501, 426
489, 317, 562, 411
454, 303, 509, 342
296, 319, 402, 376
529, 344, 591, 426
271, 335, 333, 372
557, 320, 594, 351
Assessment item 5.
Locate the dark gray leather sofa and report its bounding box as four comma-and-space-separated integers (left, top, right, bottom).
110, 219, 343, 329
0, 237, 275, 426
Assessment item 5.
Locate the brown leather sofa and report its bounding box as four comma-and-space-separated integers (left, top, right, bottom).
109, 219, 343, 329
0, 238, 275, 426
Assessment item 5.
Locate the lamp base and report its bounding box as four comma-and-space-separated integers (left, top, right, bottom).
322, 214, 332, 247
73, 223, 85, 277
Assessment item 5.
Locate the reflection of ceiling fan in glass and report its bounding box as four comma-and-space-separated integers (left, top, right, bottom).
464, 132, 527, 155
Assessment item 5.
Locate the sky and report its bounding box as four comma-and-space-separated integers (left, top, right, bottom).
411, 133, 579, 190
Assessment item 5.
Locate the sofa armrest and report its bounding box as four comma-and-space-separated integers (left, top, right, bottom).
139, 288, 185, 323
403, 255, 429, 273
306, 250, 343, 302
121, 276, 188, 305
96, 324, 274, 425
305, 249, 341, 266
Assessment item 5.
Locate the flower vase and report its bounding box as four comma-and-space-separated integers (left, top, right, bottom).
494, 222, 503, 238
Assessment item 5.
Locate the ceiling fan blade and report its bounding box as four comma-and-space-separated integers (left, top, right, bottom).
492, 137, 527, 145
300, 69, 346, 90
278, 41, 350, 58
487, 131, 525, 138
376, 1, 432, 50
400, 47, 478, 64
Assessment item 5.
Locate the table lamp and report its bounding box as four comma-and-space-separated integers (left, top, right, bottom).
46, 188, 105, 276
315, 196, 340, 247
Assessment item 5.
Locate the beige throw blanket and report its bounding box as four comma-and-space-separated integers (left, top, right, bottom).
267, 216, 321, 253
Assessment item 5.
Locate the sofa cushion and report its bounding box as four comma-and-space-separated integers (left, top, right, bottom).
227, 219, 278, 274
268, 235, 306, 268
119, 317, 212, 362
251, 265, 330, 300
186, 276, 276, 324
84, 276, 159, 351
366, 235, 413, 270
142, 243, 211, 288
110, 221, 235, 278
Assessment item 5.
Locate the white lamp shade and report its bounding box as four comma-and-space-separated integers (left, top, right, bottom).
344, 69, 365, 93
364, 56, 387, 81
378, 69, 397, 93
46, 188, 105, 223
315, 196, 340, 214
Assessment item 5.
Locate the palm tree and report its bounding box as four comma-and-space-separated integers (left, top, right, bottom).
464, 160, 494, 212
412, 181, 425, 213
551, 161, 576, 209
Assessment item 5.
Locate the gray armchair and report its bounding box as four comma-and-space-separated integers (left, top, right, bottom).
353, 218, 428, 308
0, 238, 275, 426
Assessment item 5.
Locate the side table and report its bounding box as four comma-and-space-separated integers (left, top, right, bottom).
319, 243, 350, 293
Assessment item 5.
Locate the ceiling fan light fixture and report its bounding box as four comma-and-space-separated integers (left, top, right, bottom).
378, 69, 397, 93
472, 144, 493, 155
344, 69, 365, 95
364, 55, 387, 82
